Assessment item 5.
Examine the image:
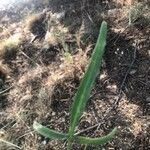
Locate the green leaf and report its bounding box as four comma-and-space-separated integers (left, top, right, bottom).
33, 121, 68, 140
75, 127, 117, 145
33, 123, 116, 147
33, 21, 116, 150
68, 21, 107, 139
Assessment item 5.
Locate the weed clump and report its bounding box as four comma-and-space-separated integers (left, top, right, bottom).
33, 21, 117, 149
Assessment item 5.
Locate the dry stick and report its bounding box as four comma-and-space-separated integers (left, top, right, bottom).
30, 35, 39, 43
20, 50, 40, 67
75, 47, 137, 136
114, 47, 137, 107
17, 130, 35, 140
131, 76, 150, 87
0, 85, 13, 95
0, 139, 21, 149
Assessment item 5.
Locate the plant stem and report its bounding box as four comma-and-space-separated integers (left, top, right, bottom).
67, 140, 72, 150
84, 145, 87, 150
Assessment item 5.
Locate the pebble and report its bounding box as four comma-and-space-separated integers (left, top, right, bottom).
129, 69, 137, 75
52, 111, 56, 116
146, 97, 150, 103
42, 140, 47, 145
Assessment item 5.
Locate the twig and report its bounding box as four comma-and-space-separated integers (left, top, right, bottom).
0, 85, 13, 95
20, 50, 40, 67
84, 10, 95, 24
114, 46, 137, 106
0, 139, 21, 149
17, 130, 35, 140
130, 76, 150, 87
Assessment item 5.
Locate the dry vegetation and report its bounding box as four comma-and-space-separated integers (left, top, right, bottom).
0, 0, 149, 149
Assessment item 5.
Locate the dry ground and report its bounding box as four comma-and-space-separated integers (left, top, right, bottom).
0, 0, 150, 150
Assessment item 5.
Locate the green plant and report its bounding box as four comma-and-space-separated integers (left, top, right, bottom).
33, 21, 117, 149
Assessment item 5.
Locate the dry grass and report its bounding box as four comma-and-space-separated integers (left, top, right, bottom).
0, 33, 23, 57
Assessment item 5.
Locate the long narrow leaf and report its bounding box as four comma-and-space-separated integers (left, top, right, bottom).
33, 122, 116, 146
33, 122, 68, 140
68, 21, 107, 139
74, 127, 117, 145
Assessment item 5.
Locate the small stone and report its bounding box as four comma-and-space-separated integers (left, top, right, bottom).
146, 97, 150, 103
52, 111, 56, 116
129, 69, 137, 75
42, 140, 47, 145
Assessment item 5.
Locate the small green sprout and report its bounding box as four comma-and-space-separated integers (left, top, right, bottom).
33, 21, 117, 149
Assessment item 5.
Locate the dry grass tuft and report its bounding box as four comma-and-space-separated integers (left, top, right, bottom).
0, 33, 23, 58
46, 48, 89, 87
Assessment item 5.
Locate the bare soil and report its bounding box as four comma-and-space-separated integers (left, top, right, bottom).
0, 0, 149, 150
